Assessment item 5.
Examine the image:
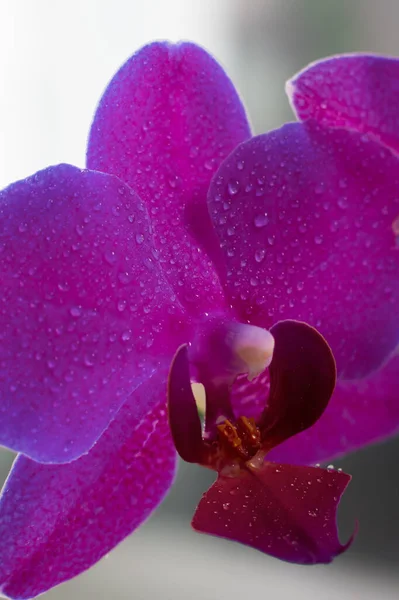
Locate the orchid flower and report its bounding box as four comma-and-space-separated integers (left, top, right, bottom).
0, 42, 397, 599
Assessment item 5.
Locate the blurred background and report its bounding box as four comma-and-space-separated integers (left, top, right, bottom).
0, 0, 399, 598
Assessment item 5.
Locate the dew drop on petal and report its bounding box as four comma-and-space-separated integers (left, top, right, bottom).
255, 248, 266, 263
70, 306, 82, 318
121, 330, 131, 342
254, 214, 269, 228
104, 249, 117, 265
117, 299, 127, 312
228, 180, 240, 195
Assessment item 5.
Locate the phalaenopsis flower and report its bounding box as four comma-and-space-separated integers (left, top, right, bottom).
0, 43, 397, 599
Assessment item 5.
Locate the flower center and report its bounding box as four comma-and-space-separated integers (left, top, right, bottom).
217, 416, 261, 461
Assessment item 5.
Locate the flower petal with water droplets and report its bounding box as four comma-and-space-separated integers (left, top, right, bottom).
87, 41, 251, 317
0, 164, 186, 463
192, 462, 354, 565
208, 121, 399, 379
0, 370, 176, 600
288, 54, 399, 154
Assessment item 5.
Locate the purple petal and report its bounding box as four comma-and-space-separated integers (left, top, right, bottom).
288, 54, 399, 154
87, 41, 251, 317
270, 353, 399, 465
192, 462, 353, 564
0, 164, 185, 463
258, 320, 336, 450
167, 344, 205, 463
0, 370, 176, 600
208, 121, 399, 378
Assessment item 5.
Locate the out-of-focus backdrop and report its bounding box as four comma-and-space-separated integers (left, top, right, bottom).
0, 1, 398, 598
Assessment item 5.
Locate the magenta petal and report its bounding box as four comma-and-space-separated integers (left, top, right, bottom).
288, 54, 399, 154
192, 463, 353, 565
0, 370, 176, 600
0, 164, 185, 463
259, 320, 336, 449
87, 41, 251, 316
167, 345, 205, 463
270, 353, 399, 465
208, 121, 399, 378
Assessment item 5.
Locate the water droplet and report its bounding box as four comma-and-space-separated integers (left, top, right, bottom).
308, 510, 318, 518
168, 174, 179, 189
58, 282, 70, 292
70, 306, 82, 318
118, 272, 132, 285
314, 235, 323, 245
228, 180, 239, 195
222, 502, 230, 511
83, 354, 95, 367
255, 249, 266, 263
254, 213, 269, 228
236, 160, 244, 170
337, 197, 348, 210
135, 233, 144, 244
326, 464, 335, 471
121, 330, 131, 342
18, 222, 28, 233
104, 249, 117, 265
117, 299, 127, 312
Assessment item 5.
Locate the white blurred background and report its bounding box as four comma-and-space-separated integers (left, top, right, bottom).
1, 1, 399, 598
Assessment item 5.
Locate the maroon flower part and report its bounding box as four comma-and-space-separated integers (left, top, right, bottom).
168, 319, 355, 564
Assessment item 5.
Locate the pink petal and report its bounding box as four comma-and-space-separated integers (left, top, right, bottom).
0, 370, 176, 600
168, 345, 205, 463
208, 121, 399, 379
259, 320, 336, 450
288, 54, 399, 154
0, 164, 185, 463
270, 353, 399, 465
87, 41, 251, 317
192, 462, 354, 564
